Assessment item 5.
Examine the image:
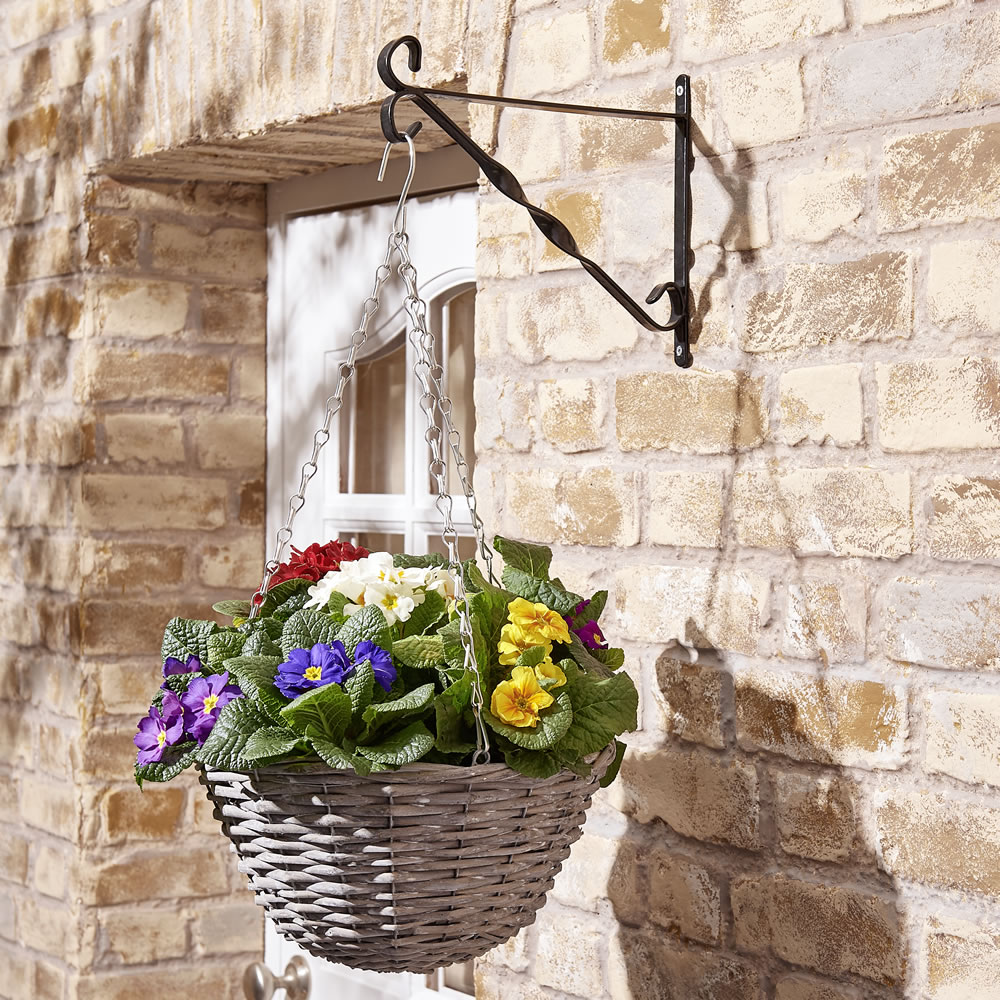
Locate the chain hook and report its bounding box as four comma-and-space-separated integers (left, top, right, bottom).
378, 132, 418, 236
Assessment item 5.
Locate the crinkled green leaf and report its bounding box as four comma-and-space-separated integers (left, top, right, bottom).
434, 671, 476, 754
586, 645, 625, 669
223, 655, 287, 723
392, 634, 445, 670
206, 630, 247, 672
500, 567, 582, 616
493, 536, 553, 579
311, 738, 372, 775
600, 740, 627, 788
195, 699, 270, 770
358, 720, 435, 767
582, 590, 608, 622
362, 683, 434, 728
402, 590, 446, 637
502, 748, 563, 779
560, 670, 638, 757
483, 691, 573, 750
326, 591, 349, 617
243, 630, 283, 658
212, 600, 252, 618
336, 605, 391, 655
257, 578, 313, 619
345, 658, 375, 718
516, 644, 550, 668
135, 742, 198, 787
241, 726, 302, 762
280, 609, 340, 658
280, 682, 352, 743
161, 617, 220, 665
567, 634, 615, 677
393, 552, 446, 570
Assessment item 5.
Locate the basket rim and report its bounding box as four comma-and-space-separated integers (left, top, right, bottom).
201, 742, 616, 783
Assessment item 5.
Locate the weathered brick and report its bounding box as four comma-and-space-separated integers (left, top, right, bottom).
234, 353, 265, 404
653, 655, 725, 749
4, 227, 76, 284
533, 908, 604, 997
735, 668, 907, 768
732, 468, 911, 559
928, 239, 1000, 334
75, 348, 230, 402
537, 378, 606, 453
102, 786, 185, 842
616, 747, 760, 849
926, 917, 1000, 1000
22, 284, 83, 341
198, 534, 264, 590
930, 476, 1000, 561
608, 928, 761, 1000
616, 564, 770, 653
192, 412, 265, 468
19, 780, 77, 841
80, 539, 187, 593
89, 178, 264, 223
96, 661, 163, 716
775, 977, 855, 1000
73, 966, 243, 1000
5, 105, 59, 161
551, 832, 622, 913
538, 189, 602, 270
732, 874, 902, 984
80, 474, 228, 531
200, 285, 266, 344
509, 10, 592, 97
782, 578, 867, 663
774, 771, 858, 862
33, 845, 67, 899
0, 830, 29, 884
648, 470, 724, 549
16, 897, 70, 956
86, 216, 139, 268
691, 162, 770, 251
103, 413, 186, 464
603, 0, 671, 69
685, 0, 843, 61
79, 848, 230, 905
98, 907, 189, 965
879, 123, 1000, 231
616, 370, 766, 454
474, 376, 536, 452
151, 223, 266, 280
192, 900, 262, 954
878, 357, 1000, 451
496, 110, 562, 184
882, 574, 1000, 670
856, 0, 950, 24
743, 252, 912, 352
644, 847, 722, 944
876, 790, 1000, 895
778, 364, 864, 446
925, 690, 1000, 788
718, 58, 806, 148
81, 600, 210, 656
780, 151, 866, 243
477, 198, 531, 279
507, 283, 637, 363
822, 13, 1000, 127
88, 278, 191, 339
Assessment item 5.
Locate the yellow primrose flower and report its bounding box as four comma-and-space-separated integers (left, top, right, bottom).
490, 665, 554, 728
534, 658, 567, 689
497, 623, 552, 666
507, 598, 571, 645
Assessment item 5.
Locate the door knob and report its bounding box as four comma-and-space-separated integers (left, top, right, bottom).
243, 955, 310, 1000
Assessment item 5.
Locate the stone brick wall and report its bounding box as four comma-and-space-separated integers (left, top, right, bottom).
3, 0, 1000, 998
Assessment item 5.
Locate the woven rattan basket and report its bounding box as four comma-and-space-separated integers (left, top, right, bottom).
200, 744, 615, 973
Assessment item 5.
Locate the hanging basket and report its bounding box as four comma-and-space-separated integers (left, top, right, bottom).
200, 745, 614, 973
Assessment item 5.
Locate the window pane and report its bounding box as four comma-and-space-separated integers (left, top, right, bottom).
426, 532, 479, 562
442, 962, 475, 994
353, 530, 405, 554
340, 336, 406, 495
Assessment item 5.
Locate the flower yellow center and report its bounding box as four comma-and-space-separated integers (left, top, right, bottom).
202, 693, 219, 714
156, 729, 167, 747
381, 593, 399, 610
304, 665, 323, 681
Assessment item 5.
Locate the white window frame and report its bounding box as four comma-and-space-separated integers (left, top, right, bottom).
265, 146, 480, 1000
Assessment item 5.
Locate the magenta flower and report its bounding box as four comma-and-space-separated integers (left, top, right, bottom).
567, 601, 608, 651
181, 671, 243, 744
134, 692, 185, 766
275, 642, 352, 699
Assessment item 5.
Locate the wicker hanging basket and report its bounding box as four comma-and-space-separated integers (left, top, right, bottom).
200, 745, 614, 973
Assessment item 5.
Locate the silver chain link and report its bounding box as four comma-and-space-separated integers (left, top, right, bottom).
249, 136, 493, 764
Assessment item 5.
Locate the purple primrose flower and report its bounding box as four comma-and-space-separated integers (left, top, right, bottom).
134, 691, 185, 766
181, 671, 243, 744
162, 654, 203, 680
354, 640, 397, 692
275, 641, 352, 699
567, 601, 609, 651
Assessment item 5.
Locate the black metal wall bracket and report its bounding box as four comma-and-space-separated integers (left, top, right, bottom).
377, 36, 694, 369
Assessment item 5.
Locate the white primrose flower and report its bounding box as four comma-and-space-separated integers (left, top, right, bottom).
365, 583, 416, 625
305, 567, 365, 609
424, 566, 459, 600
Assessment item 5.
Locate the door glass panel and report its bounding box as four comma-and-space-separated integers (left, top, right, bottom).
354, 531, 405, 554
442, 963, 475, 994
341, 336, 407, 495
426, 533, 479, 562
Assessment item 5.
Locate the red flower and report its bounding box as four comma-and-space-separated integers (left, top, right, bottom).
268, 539, 369, 589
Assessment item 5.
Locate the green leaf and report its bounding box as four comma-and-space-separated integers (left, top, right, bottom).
311, 738, 372, 775
257, 578, 313, 619
434, 671, 476, 754
493, 535, 553, 579
212, 600, 253, 618
600, 740, 627, 788
280, 609, 340, 658
401, 590, 446, 637
392, 634, 445, 670
336, 605, 391, 655
222, 655, 287, 723
502, 748, 564, 779
582, 590, 608, 622
206, 630, 247, 672
483, 691, 573, 750
560, 670, 638, 757
195, 700, 270, 770
358, 720, 435, 766
587, 646, 625, 669
567, 634, 615, 677
326, 591, 349, 617
161, 618, 219, 665
516, 644, 550, 668
362, 683, 435, 729
345, 658, 375, 718
243, 630, 283, 658
135, 742, 198, 787
500, 568, 582, 616
280, 682, 352, 743
241, 726, 302, 762
393, 552, 446, 570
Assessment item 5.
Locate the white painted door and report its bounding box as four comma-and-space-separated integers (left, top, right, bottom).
265, 148, 479, 1000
